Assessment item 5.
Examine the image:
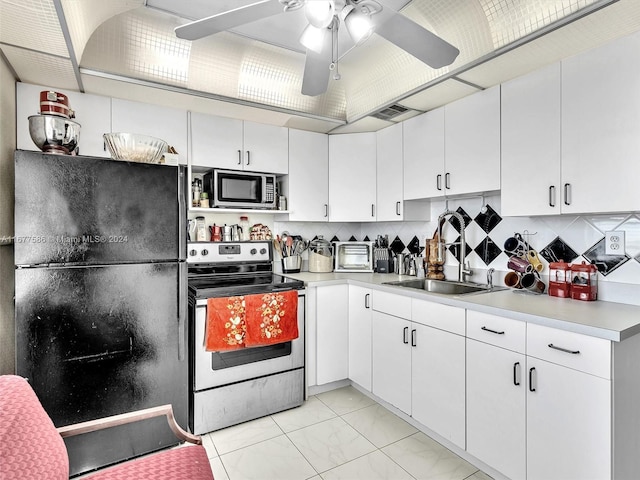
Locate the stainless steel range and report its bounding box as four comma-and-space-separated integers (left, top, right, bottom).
187, 241, 305, 435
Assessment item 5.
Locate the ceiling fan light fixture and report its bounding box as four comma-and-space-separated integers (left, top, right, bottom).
299, 23, 330, 53
304, 0, 336, 29
344, 6, 374, 44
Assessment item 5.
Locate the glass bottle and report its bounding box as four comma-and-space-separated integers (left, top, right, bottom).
239, 215, 250, 241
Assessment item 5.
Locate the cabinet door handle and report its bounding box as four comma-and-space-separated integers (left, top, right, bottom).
403, 326, 409, 344
481, 326, 505, 335
513, 362, 521, 386
549, 186, 556, 207
411, 329, 417, 347
436, 174, 442, 191
237, 150, 242, 165
396, 201, 401, 216
548, 343, 580, 355
324, 204, 328, 218
364, 293, 370, 309
529, 367, 536, 392
371, 204, 375, 217
246, 150, 251, 165
445, 172, 451, 190
564, 183, 571, 205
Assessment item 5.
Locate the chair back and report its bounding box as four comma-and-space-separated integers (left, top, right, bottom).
0, 375, 69, 480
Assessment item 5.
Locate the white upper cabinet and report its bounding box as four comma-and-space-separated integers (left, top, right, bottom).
403, 108, 444, 199
112, 98, 188, 165
402, 86, 500, 200
501, 63, 562, 216
561, 30, 640, 213
288, 129, 329, 221
190, 112, 243, 170
328, 132, 377, 222
242, 121, 289, 174
17, 83, 111, 158
376, 123, 404, 221
444, 85, 501, 197
190, 112, 288, 174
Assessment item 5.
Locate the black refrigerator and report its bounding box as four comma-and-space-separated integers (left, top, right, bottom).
14, 150, 188, 477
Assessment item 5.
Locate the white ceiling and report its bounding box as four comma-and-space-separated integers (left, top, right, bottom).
2, 0, 640, 133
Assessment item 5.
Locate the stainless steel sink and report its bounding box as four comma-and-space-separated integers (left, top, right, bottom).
383, 278, 503, 296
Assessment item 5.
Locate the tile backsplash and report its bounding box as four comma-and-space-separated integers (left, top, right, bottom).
275, 194, 640, 305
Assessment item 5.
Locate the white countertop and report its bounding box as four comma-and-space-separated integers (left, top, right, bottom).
284, 272, 640, 342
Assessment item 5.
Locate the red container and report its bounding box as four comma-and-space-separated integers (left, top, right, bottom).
570, 261, 598, 301
39, 90, 72, 118
549, 261, 571, 298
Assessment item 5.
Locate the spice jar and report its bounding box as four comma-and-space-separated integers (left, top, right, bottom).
199, 192, 209, 208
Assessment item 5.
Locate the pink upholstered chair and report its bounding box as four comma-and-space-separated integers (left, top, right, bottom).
0, 375, 214, 479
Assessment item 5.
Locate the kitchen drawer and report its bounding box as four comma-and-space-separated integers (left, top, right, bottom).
527, 323, 611, 379
467, 311, 525, 353
412, 299, 465, 336
372, 290, 411, 319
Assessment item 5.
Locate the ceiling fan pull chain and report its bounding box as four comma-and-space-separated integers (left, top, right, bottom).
331, 17, 341, 81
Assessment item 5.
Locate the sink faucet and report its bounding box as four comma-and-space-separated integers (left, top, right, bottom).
437, 209, 473, 283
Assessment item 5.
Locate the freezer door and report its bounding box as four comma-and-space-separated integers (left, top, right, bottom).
14, 150, 187, 265
15, 262, 188, 476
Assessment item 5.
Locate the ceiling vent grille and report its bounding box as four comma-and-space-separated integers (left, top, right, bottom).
371, 104, 410, 121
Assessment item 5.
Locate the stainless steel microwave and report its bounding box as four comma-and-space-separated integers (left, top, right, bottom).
204, 169, 276, 209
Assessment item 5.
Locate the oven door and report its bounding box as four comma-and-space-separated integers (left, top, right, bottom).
192, 290, 304, 391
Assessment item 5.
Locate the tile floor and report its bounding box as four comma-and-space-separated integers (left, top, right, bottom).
201, 386, 493, 480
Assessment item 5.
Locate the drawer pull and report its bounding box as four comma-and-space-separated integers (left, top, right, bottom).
513, 362, 521, 386
529, 367, 536, 392
481, 326, 505, 335
548, 343, 580, 355
403, 326, 409, 344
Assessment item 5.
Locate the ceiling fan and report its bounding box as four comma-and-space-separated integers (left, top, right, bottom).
174, 0, 460, 96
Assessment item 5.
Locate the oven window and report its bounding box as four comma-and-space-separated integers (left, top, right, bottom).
219, 175, 261, 203
211, 342, 292, 370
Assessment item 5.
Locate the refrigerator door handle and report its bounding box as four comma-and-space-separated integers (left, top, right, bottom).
178, 261, 187, 361
178, 167, 187, 261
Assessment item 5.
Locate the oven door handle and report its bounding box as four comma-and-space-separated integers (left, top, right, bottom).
178, 261, 187, 362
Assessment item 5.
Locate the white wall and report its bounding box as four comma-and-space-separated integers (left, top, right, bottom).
0, 56, 16, 374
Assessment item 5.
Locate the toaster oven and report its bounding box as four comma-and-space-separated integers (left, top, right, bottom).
333, 241, 374, 272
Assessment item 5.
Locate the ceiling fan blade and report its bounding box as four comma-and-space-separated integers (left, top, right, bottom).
175, 0, 283, 41
301, 45, 332, 96
373, 12, 459, 69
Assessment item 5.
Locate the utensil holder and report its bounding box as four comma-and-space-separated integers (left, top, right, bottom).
282, 255, 302, 274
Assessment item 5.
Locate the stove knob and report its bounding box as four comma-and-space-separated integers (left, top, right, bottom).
201, 249, 209, 256
260, 248, 267, 255
189, 249, 197, 257
250, 248, 257, 255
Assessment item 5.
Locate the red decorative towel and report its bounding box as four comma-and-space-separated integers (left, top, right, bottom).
205, 296, 246, 351
244, 291, 299, 347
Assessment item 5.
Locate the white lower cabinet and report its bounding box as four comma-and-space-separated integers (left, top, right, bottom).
371, 293, 465, 449
526, 357, 610, 480
466, 311, 613, 480
348, 286, 372, 391
315, 284, 349, 385
411, 322, 465, 449
372, 310, 412, 414
466, 338, 526, 480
